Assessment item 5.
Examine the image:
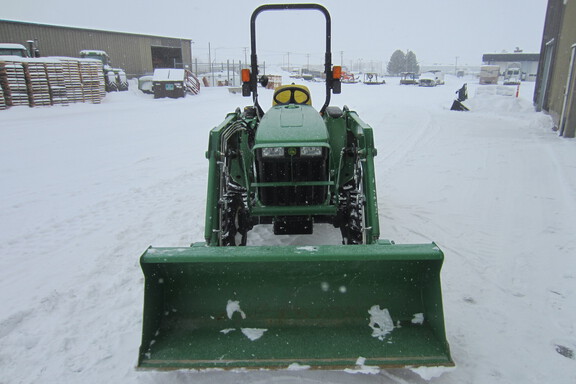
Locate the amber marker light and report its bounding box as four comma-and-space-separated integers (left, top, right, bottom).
332, 66, 342, 79
241, 69, 251, 82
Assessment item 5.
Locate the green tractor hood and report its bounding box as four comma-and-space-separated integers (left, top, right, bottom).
254, 104, 329, 148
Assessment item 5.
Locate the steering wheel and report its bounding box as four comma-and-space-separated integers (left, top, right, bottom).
273, 86, 311, 105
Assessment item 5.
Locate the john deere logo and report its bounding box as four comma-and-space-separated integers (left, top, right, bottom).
287, 147, 297, 156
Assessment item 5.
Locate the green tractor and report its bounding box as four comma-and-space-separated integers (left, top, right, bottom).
138, 4, 453, 370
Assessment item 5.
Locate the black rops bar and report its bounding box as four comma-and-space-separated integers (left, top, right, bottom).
246, 3, 339, 115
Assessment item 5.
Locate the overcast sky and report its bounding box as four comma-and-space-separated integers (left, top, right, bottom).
3, 0, 548, 68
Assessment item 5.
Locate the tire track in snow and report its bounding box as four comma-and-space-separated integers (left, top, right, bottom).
374, 109, 437, 175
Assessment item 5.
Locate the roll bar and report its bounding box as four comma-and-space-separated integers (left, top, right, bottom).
242, 3, 341, 115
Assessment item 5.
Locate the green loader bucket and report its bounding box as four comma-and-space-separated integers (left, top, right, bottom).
138, 241, 453, 370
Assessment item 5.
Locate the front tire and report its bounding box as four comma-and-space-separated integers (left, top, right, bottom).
338, 160, 364, 245
220, 192, 248, 246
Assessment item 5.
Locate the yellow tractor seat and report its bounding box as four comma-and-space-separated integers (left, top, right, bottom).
272, 84, 312, 106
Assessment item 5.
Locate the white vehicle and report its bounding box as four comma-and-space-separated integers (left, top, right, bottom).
430, 70, 445, 85
419, 72, 437, 87
503, 64, 521, 85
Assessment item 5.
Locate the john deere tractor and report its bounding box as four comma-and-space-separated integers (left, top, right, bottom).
210, 75, 373, 246
138, 4, 453, 371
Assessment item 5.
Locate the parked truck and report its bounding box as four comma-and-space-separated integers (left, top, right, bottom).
503, 63, 522, 85
479, 65, 500, 85
0, 40, 40, 58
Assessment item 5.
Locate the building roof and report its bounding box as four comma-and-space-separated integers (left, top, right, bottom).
0, 19, 192, 42
482, 53, 540, 62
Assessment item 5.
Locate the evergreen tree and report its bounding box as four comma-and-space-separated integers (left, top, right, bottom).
386, 49, 420, 75
387, 50, 406, 75
406, 50, 420, 74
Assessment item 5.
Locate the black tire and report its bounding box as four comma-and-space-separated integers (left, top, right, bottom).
339, 161, 364, 245
220, 193, 248, 246
341, 190, 364, 245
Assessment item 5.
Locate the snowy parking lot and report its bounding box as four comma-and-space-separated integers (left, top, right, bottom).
0, 74, 575, 383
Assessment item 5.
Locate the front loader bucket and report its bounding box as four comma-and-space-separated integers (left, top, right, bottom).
138, 241, 453, 370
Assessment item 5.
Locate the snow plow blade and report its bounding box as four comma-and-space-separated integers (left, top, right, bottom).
137, 241, 453, 370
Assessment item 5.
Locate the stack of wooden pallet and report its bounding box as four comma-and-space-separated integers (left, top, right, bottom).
55, 57, 84, 103
0, 63, 6, 109
44, 59, 68, 106
24, 59, 52, 107
0, 56, 107, 110
0, 59, 30, 106
79, 59, 105, 104
0, 88, 6, 110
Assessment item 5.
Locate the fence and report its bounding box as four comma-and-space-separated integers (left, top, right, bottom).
191, 60, 272, 87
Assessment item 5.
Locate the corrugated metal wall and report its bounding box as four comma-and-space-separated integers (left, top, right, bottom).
0, 19, 192, 77
533, 0, 576, 137
534, 0, 563, 110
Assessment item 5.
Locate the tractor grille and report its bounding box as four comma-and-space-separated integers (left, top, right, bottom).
257, 149, 328, 206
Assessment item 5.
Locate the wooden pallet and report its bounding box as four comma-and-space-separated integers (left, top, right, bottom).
0, 89, 6, 110
24, 59, 52, 107
0, 59, 30, 107
79, 59, 105, 104
51, 57, 84, 103
44, 59, 69, 106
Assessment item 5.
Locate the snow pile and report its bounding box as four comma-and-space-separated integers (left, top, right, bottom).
411, 313, 424, 325
368, 305, 395, 341
343, 357, 380, 375
409, 365, 456, 380
240, 328, 267, 341
286, 362, 311, 371
226, 300, 246, 320
153, 68, 186, 81
223, 300, 266, 341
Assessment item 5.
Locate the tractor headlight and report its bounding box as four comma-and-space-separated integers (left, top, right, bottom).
300, 146, 323, 157
261, 147, 285, 157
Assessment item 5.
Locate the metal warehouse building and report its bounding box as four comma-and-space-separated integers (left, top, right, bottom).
0, 19, 192, 78
482, 53, 540, 81
534, 0, 576, 138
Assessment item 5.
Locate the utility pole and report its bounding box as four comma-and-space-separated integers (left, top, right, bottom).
209, 42, 213, 87
190, 40, 195, 74
455, 56, 459, 75
340, 51, 344, 67
243, 47, 248, 69
287, 52, 290, 72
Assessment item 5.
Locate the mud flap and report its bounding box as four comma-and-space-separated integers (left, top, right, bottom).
138, 241, 453, 370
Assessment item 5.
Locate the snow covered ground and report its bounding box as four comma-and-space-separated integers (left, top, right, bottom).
1, 73, 575, 384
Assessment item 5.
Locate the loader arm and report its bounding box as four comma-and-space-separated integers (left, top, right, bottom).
344, 108, 380, 243
204, 109, 255, 246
